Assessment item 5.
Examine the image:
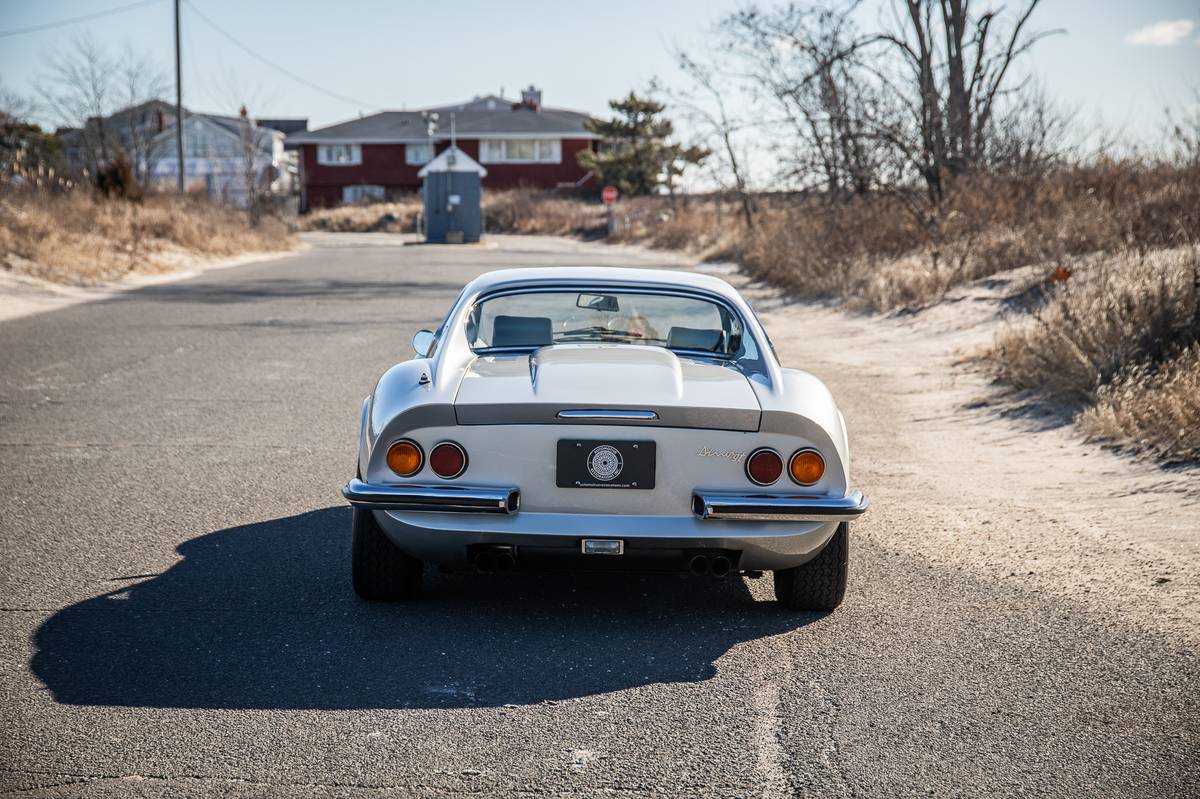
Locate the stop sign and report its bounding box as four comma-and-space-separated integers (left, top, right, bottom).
601, 185, 618, 204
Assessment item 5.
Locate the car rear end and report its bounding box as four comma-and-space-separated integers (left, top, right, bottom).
344, 351, 866, 575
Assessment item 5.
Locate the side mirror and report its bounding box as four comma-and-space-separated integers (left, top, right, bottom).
412, 329, 435, 358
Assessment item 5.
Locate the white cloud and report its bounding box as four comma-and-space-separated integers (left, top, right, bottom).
1125, 19, 1195, 46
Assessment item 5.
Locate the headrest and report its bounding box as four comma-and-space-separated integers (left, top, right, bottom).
666, 326, 725, 352
492, 315, 553, 347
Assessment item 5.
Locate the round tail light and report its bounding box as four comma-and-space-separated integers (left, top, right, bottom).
429, 441, 467, 479
746, 448, 783, 486
386, 440, 423, 477
789, 449, 825, 485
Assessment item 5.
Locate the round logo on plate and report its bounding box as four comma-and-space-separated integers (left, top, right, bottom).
586, 445, 624, 481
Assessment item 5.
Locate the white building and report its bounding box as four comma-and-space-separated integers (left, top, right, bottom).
146, 113, 289, 207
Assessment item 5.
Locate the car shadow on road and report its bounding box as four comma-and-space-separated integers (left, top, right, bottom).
32, 508, 814, 710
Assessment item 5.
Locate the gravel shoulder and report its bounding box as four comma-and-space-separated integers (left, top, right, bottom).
733, 266, 1200, 645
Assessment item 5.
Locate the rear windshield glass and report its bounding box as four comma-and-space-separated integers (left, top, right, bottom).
466, 290, 746, 356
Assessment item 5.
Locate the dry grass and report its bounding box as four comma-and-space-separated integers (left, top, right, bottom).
484, 190, 604, 237
1080, 345, 1200, 462
986, 247, 1200, 460
298, 199, 423, 233
1, 189, 295, 284
988, 248, 1200, 402
738, 162, 1200, 312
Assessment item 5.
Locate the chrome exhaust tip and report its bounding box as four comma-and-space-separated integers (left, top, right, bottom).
688, 554, 710, 576
710, 555, 732, 578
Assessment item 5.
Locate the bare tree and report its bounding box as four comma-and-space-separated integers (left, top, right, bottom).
36, 37, 168, 189
711, 0, 1060, 209
665, 54, 758, 229
116, 46, 169, 184
984, 82, 1073, 178
37, 36, 118, 176
238, 105, 263, 221
0, 80, 38, 124
220, 73, 275, 216
1165, 90, 1200, 167
719, 2, 886, 199
876, 0, 1061, 201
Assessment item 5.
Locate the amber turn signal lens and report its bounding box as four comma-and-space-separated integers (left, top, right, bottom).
746, 448, 784, 485
789, 449, 825, 485
429, 442, 467, 479
386, 440, 423, 477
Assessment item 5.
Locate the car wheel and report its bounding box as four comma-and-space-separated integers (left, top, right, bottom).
351, 507, 422, 601
773, 522, 848, 611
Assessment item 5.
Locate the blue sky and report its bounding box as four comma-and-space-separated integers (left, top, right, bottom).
2, 0, 1197, 147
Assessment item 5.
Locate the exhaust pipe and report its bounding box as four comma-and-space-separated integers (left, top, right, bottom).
710, 555, 732, 578
474, 546, 516, 573
688, 555, 710, 576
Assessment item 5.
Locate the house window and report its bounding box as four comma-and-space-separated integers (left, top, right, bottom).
405, 143, 434, 165
343, 184, 385, 203
318, 144, 361, 165
479, 139, 561, 164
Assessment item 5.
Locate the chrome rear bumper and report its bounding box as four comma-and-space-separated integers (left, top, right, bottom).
692, 489, 869, 522
341, 479, 520, 514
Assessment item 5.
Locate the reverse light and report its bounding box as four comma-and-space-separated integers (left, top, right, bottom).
789, 449, 825, 485
429, 441, 468, 479
386, 440, 423, 477
746, 448, 784, 486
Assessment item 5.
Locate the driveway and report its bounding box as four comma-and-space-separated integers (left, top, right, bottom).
1, 234, 1195, 797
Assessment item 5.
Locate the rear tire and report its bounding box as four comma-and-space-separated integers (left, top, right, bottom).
773, 522, 848, 611
351, 507, 422, 601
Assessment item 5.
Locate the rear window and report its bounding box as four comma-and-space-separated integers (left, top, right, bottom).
466, 290, 745, 356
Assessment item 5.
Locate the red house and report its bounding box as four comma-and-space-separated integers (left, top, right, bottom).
291, 88, 600, 210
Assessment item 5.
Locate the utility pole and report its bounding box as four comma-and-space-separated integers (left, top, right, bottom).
174, 0, 185, 194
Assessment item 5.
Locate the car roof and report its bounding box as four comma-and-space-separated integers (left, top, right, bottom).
466, 266, 740, 298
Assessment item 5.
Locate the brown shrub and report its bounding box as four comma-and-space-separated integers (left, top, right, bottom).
738, 161, 1200, 311
1080, 345, 1200, 462
298, 198, 423, 233
0, 189, 295, 284
987, 247, 1200, 403
484, 189, 603, 237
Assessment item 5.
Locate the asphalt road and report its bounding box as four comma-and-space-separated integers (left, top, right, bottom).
1, 234, 1196, 797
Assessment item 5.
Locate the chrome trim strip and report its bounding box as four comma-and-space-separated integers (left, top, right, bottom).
342, 479, 519, 514
692, 489, 869, 522
556, 409, 659, 421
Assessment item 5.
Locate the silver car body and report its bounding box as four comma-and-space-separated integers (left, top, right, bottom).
342, 267, 868, 572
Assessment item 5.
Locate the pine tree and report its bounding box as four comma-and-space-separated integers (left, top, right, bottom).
578, 92, 708, 196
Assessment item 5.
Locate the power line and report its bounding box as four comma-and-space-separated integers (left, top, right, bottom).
182, 0, 381, 111
0, 0, 166, 39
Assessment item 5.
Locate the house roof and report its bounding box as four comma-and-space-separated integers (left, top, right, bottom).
148, 112, 281, 153
256, 117, 308, 136
290, 106, 598, 144
417, 146, 487, 177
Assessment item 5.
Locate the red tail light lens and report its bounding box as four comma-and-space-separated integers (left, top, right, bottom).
746, 448, 783, 486
429, 442, 467, 479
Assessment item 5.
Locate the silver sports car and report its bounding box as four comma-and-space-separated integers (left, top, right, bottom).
342, 267, 869, 610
